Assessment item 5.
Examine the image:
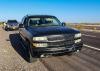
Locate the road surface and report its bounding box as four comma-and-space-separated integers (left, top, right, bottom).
0, 26, 100, 71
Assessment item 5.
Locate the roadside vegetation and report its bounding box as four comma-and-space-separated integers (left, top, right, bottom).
0, 22, 4, 26
65, 23, 100, 31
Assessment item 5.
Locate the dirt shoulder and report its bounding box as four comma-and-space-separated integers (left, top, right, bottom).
0, 26, 48, 71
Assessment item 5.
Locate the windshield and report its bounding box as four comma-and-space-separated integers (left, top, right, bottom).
7, 20, 18, 25
28, 17, 61, 27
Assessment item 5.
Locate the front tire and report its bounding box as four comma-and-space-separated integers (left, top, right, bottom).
27, 41, 37, 63
5, 27, 9, 31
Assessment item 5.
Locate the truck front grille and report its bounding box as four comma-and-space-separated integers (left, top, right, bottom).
47, 34, 74, 47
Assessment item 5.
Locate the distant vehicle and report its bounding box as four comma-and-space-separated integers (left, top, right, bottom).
19, 15, 83, 62
4, 20, 19, 31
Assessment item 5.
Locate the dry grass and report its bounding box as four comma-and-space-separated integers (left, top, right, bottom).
71, 24, 100, 30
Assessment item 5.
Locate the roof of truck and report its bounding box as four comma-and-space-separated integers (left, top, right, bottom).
25, 15, 56, 18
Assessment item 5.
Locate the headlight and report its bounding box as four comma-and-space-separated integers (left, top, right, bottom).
75, 39, 81, 43
75, 33, 81, 38
33, 36, 47, 41
33, 43, 48, 47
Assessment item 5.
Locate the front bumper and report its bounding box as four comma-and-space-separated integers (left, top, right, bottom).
8, 26, 19, 30
32, 42, 83, 55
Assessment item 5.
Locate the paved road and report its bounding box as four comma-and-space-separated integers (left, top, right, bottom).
0, 26, 100, 71
81, 31, 100, 49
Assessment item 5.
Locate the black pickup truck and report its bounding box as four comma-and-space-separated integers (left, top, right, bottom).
19, 15, 83, 62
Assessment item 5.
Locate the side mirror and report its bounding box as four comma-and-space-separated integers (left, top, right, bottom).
62, 22, 66, 26
19, 24, 24, 28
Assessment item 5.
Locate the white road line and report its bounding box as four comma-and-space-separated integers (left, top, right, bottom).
83, 44, 100, 51
82, 34, 97, 38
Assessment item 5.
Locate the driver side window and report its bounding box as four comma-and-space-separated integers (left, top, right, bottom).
22, 17, 28, 27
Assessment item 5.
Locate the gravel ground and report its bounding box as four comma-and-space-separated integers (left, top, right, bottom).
0, 27, 48, 71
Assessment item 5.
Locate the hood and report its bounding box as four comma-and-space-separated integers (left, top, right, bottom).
27, 26, 80, 36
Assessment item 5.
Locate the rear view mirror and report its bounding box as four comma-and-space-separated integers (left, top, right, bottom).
19, 24, 24, 28
62, 22, 66, 26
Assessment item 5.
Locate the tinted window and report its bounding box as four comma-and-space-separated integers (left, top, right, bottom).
7, 20, 18, 25
28, 17, 61, 27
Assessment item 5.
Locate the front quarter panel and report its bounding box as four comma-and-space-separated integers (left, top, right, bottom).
19, 27, 33, 43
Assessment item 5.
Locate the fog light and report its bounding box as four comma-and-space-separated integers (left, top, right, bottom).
33, 43, 48, 47
75, 39, 81, 43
